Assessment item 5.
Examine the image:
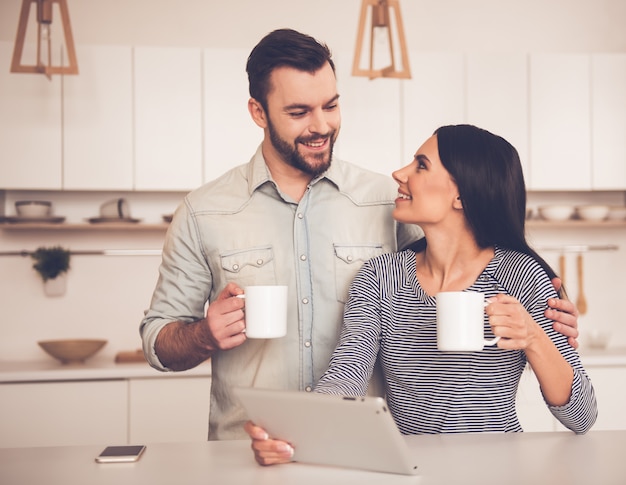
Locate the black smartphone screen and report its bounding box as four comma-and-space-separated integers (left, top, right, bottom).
96, 445, 146, 463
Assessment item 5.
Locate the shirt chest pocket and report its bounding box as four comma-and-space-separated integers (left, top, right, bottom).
334, 244, 384, 303
220, 246, 277, 287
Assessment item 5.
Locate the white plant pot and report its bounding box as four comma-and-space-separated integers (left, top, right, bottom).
43, 274, 67, 297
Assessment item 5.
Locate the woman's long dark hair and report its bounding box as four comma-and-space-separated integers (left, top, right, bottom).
429, 124, 562, 295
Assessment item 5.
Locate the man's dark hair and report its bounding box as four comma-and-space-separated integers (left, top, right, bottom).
246, 29, 335, 112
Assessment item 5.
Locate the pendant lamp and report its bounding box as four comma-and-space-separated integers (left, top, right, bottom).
352, 0, 411, 80
10, 0, 78, 79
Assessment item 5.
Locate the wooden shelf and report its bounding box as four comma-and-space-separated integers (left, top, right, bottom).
1, 220, 625, 231
526, 219, 626, 228
0, 222, 170, 231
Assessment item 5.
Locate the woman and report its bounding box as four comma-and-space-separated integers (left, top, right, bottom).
246, 124, 597, 463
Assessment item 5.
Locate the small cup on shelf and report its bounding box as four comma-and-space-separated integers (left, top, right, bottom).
99, 198, 131, 219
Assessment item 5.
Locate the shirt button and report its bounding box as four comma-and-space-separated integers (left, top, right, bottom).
300, 254, 307, 261
232, 264, 239, 271
297, 213, 304, 219
305, 386, 312, 392
302, 298, 309, 304
256, 259, 263, 266
347, 255, 353, 262
304, 340, 311, 348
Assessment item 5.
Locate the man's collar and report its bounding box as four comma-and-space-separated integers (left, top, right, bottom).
247, 145, 344, 194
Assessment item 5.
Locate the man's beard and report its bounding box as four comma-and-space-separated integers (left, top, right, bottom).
268, 120, 336, 178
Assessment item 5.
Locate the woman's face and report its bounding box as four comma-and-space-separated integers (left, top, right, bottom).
392, 134, 461, 226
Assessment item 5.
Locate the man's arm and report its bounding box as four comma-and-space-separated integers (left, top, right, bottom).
155, 283, 247, 370
548, 277, 579, 349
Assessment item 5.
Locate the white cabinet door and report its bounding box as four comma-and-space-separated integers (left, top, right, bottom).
63, 46, 133, 190
401, 53, 465, 166
0, 381, 127, 447
582, 366, 626, 431
134, 47, 203, 191
591, 53, 626, 190
203, 48, 259, 183
529, 54, 591, 190
0, 41, 62, 190
128, 376, 211, 443
516, 366, 557, 432
466, 53, 530, 179
333, 50, 403, 176
63, 45, 133, 190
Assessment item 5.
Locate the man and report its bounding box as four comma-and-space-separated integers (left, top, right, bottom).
140, 29, 579, 441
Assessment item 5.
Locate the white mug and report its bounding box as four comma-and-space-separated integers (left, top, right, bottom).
100, 198, 130, 219
237, 286, 288, 339
436, 291, 500, 352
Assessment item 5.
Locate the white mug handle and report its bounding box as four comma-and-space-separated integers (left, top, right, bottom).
483, 299, 500, 347
484, 336, 501, 347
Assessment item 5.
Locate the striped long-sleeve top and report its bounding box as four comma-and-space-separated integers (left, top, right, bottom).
315, 246, 597, 435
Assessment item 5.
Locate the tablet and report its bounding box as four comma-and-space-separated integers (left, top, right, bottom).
233, 387, 419, 476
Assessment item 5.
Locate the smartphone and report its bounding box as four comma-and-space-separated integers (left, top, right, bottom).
95, 445, 146, 463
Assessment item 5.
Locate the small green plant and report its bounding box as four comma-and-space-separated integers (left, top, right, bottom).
31, 246, 71, 282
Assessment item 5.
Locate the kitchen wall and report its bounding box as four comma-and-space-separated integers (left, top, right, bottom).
0, 0, 625, 362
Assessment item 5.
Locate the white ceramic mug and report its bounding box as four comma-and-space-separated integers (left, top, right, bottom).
436, 291, 500, 351
237, 286, 288, 339
100, 198, 130, 219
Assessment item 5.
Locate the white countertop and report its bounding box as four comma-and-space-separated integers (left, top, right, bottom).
0, 359, 211, 383
1, 431, 625, 485
0, 348, 622, 384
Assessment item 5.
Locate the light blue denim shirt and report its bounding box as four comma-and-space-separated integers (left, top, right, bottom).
140, 145, 423, 439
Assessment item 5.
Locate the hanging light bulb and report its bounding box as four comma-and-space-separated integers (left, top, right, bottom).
36, 0, 53, 74
370, 0, 392, 71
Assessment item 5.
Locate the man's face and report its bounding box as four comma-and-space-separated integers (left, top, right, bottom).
263, 63, 341, 178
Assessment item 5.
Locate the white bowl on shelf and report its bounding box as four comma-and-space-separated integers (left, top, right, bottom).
585, 330, 611, 350
575, 205, 610, 221
537, 205, 575, 221
607, 206, 626, 221
15, 200, 52, 218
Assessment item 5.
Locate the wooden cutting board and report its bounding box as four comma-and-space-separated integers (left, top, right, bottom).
115, 349, 147, 363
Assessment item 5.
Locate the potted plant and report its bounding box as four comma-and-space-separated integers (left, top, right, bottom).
31, 246, 71, 296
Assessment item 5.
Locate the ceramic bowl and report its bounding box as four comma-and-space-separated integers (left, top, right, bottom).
607, 206, 626, 221
537, 205, 575, 221
15, 200, 52, 218
38, 339, 107, 364
576, 205, 610, 221
585, 330, 611, 350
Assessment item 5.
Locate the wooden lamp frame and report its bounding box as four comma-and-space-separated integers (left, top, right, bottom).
10, 0, 78, 78
352, 0, 411, 80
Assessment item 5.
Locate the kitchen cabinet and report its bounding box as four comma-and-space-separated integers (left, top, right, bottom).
203, 48, 259, 182
569, 366, 626, 431
466, 52, 529, 178
401, 52, 465, 165
517, 364, 626, 432
591, 53, 626, 190
529, 54, 591, 190
0, 374, 211, 448
333, 50, 403, 175
63, 45, 134, 190
134, 46, 203, 191
516, 366, 556, 432
0, 41, 62, 190
129, 376, 210, 443
0, 380, 127, 447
